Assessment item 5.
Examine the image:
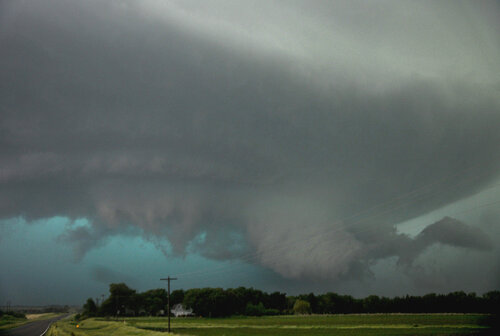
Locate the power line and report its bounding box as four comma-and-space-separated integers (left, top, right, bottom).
172, 195, 500, 285
173, 170, 500, 281
172, 163, 487, 278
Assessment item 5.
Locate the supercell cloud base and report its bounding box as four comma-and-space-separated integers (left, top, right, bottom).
0, 0, 499, 304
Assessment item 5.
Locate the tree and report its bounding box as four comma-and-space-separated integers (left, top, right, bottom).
293, 299, 311, 314
483, 291, 500, 313
83, 284, 500, 317
170, 289, 185, 307
100, 283, 137, 316
363, 295, 381, 313
83, 298, 97, 317
268, 292, 287, 311
141, 289, 167, 316
245, 302, 266, 316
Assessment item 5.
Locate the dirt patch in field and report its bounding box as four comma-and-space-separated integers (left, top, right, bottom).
26, 314, 49, 320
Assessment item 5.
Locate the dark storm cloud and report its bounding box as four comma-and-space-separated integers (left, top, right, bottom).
417, 217, 493, 251
58, 225, 107, 261
396, 217, 494, 266
1, 0, 500, 291
91, 265, 136, 286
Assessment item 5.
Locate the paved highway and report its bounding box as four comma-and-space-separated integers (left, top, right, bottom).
0, 314, 70, 336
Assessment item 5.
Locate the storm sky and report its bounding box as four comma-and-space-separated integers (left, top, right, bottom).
1, 0, 500, 305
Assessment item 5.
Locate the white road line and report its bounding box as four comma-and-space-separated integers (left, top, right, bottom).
39, 321, 52, 336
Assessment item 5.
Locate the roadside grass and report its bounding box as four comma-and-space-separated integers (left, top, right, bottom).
47, 317, 171, 336
47, 314, 491, 336
0, 312, 63, 330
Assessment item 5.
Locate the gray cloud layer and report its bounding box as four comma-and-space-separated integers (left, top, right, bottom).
1, 0, 499, 292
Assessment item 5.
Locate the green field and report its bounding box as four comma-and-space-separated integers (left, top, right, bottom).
47, 317, 165, 336
48, 314, 493, 336
0, 313, 61, 330
0, 315, 26, 330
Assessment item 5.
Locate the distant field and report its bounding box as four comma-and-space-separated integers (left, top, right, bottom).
48, 314, 492, 336
0, 312, 61, 330
26, 313, 60, 320
0, 315, 26, 330
127, 314, 491, 335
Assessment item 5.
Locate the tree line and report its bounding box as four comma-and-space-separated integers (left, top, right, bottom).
80, 283, 500, 318
0, 310, 26, 319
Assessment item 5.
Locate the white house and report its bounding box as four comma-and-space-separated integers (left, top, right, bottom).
171, 304, 194, 317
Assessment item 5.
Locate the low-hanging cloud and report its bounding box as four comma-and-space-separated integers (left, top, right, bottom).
1, 0, 499, 292
397, 217, 494, 266
417, 217, 493, 251
91, 265, 137, 287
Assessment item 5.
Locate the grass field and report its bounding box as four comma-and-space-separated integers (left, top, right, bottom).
0, 312, 61, 330
47, 314, 493, 336
0, 315, 26, 330
26, 313, 61, 320
47, 317, 165, 336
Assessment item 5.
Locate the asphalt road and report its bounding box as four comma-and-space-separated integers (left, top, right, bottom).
0, 314, 70, 336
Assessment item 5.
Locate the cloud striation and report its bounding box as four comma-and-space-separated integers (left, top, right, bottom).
1, 0, 500, 292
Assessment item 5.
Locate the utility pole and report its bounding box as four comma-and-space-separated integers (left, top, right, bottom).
160, 276, 177, 333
